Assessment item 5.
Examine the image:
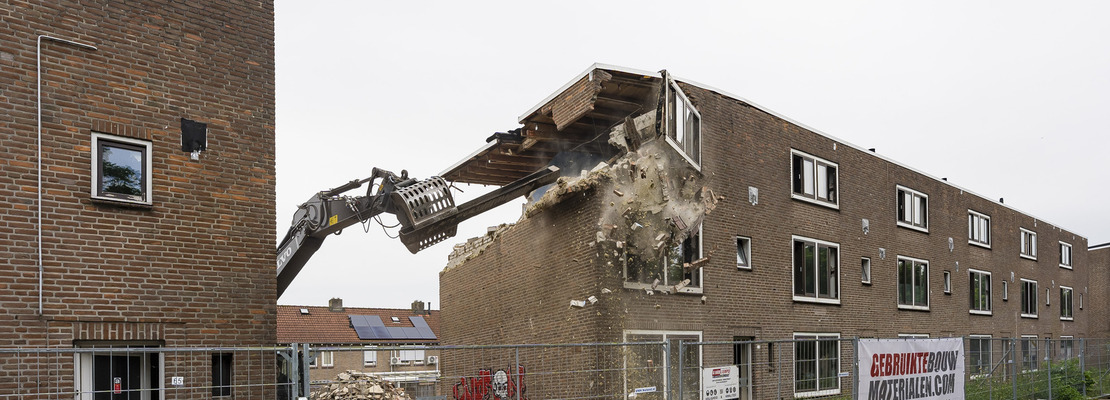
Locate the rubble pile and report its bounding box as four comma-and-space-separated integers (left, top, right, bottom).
311, 371, 411, 400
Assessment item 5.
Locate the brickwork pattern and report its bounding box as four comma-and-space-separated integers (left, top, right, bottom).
0, 0, 276, 348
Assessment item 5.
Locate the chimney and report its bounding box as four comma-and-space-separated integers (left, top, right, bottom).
328, 298, 344, 312
411, 300, 425, 315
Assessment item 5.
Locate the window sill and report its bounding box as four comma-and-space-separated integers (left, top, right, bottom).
969, 310, 992, 316
1019, 254, 1037, 261
861, 281, 871, 286
794, 388, 841, 398
624, 282, 703, 294
790, 194, 839, 210
896, 222, 929, 234
792, 296, 840, 305
1059, 265, 1072, 270
90, 197, 154, 210
968, 240, 991, 250
897, 305, 930, 311
737, 265, 752, 271
1020, 314, 1038, 319
1060, 317, 1073, 321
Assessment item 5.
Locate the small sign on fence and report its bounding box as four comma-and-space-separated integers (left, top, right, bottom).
857, 338, 965, 400
700, 365, 739, 400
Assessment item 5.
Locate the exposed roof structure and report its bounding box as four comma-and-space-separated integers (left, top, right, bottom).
441, 66, 662, 186
277, 305, 440, 344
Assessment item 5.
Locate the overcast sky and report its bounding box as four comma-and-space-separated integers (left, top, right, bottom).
274, 1, 1110, 309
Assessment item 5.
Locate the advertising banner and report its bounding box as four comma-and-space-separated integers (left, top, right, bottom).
858, 338, 964, 400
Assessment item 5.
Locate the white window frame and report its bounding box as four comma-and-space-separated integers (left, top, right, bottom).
319, 351, 334, 367
623, 226, 703, 294
1002, 280, 1009, 301
1059, 242, 1073, 269
1020, 279, 1038, 318
860, 257, 871, 285
75, 351, 164, 400
969, 269, 992, 315
1019, 228, 1037, 260
91, 132, 154, 205
736, 235, 752, 270
792, 332, 841, 398
790, 149, 839, 209
1020, 335, 1039, 372
896, 185, 928, 232
397, 349, 426, 365
1060, 286, 1074, 321
968, 335, 992, 378
897, 334, 930, 339
896, 255, 930, 311
1060, 336, 1075, 359
791, 236, 841, 305
968, 210, 991, 248
363, 347, 377, 366
943, 271, 951, 294
664, 79, 701, 169
622, 330, 702, 399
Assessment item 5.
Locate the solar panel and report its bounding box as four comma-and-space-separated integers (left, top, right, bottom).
349, 315, 438, 340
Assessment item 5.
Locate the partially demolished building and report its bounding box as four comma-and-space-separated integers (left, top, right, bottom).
438, 64, 1107, 398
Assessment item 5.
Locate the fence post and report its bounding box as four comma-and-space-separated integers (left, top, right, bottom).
777, 342, 782, 400
1048, 339, 1053, 400
1012, 339, 1018, 400
852, 338, 859, 400
301, 343, 313, 398
1079, 338, 1086, 399
515, 347, 521, 400
677, 341, 685, 400
286, 344, 300, 400
664, 341, 672, 400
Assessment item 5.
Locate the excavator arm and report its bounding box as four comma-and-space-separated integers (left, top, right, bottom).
276, 166, 559, 297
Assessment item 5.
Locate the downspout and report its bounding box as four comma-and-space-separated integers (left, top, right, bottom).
37, 35, 97, 315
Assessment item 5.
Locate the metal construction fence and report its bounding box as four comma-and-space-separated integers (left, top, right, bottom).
2, 338, 1110, 400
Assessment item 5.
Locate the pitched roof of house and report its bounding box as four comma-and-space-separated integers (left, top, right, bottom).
276, 305, 440, 345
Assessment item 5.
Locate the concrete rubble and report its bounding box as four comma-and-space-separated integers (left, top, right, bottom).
311, 370, 411, 400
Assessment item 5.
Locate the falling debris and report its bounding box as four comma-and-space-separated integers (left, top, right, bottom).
312, 370, 411, 400
601, 288, 612, 294
587, 295, 598, 304
570, 300, 587, 308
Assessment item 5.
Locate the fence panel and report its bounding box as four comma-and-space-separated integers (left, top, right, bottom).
0, 346, 296, 400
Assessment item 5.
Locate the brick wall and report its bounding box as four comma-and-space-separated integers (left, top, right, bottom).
1089, 246, 1110, 338
0, 0, 275, 348
440, 67, 1100, 398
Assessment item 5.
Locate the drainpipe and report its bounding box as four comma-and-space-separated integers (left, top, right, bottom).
37, 35, 97, 315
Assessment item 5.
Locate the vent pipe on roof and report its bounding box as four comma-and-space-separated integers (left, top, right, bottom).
328, 298, 344, 312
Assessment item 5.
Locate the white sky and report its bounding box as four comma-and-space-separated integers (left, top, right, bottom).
274, 1, 1110, 309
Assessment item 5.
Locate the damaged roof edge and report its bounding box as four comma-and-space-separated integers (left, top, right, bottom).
516, 62, 662, 124
439, 139, 498, 178
503, 62, 1082, 240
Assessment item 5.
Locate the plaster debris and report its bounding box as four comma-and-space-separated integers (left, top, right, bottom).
601, 288, 612, 294
587, 295, 598, 304
570, 300, 587, 308
312, 370, 411, 400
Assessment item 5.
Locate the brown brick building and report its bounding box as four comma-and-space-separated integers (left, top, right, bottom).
1, 0, 276, 397
438, 64, 1109, 399
277, 299, 441, 398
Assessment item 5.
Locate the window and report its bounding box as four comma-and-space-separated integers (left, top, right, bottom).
624, 330, 701, 400
791, 150, 838, 208
1060, 337, 1075, 359
1002, 280, 1009, 301
943, 271, 951, 294
665, 80, 701, 166
74, 345, 161, 400
861, 258, 871, 285
1020, 228, 1037, 260
968, 210, 991, 248
968, 336, 992, 377
212, 353, 233, 397
896, 186, 928, 231
1060, 286, 1074, 320
1060, 242, 1073, 268
736, 236, 751, 270
897, 256, 929, 310
794, 333, 840, 397
624, 227, 702, 293
1020, 279, 1038, 318
318, 351, 334, 368
792, 236, 840, 304
364, 347, 377, 366
1080, 293, 1083, 309
398, 349, 426, 364
969, 269, 992, 315
92, 132, 153, 204
1020, 336, 1039, 372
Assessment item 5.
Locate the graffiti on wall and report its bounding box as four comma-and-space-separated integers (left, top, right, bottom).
452, 365, 527, 400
